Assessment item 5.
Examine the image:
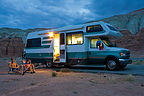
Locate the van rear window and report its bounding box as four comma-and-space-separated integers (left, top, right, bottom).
86, 25, 103, 32
26, 38, 41, 48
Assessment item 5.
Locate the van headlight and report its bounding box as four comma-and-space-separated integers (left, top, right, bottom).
120, 52, 126, 56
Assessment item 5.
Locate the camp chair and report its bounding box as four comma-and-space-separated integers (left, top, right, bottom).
22, 63, 36, 75
8, 62, 20, 73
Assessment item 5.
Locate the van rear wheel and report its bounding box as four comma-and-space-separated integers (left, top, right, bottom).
106, 59, 119, 71
45, 61, 52, 68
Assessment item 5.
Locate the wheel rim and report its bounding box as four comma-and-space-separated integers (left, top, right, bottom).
46, 62, 52, 67
107, 60, 117, 70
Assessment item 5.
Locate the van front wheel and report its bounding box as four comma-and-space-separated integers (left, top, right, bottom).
106, 59, 119, 71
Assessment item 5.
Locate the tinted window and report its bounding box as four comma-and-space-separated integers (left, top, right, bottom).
66, 32, 83, 45
26, 38, 41, 48
86, 25, 103, 32
107, 25, 117, 31
60, 33, 65, 45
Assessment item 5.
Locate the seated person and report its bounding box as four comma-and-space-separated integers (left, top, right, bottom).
22, 59, 26, 65
22, 59, 35, 75
8, 58, 19, 73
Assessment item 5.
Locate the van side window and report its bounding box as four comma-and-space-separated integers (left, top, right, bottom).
86, 25, 103, 32
91, 39, 103, 50
26, 38, 41, 48
66, 34, 72, 45
66, 32, 83, 45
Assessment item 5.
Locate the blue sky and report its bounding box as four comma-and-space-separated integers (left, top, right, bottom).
0, 0, 144, 29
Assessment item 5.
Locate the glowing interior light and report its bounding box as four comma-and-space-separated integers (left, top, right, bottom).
48, 32, 54, 37
68, 40, 71, 44
77, 38, 82, 41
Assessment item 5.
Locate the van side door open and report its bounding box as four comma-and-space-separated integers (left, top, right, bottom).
53, 33, 60, 62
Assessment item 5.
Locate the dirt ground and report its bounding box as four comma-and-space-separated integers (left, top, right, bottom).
0, 59, 144, 96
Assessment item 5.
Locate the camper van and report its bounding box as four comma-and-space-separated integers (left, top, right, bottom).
24, 22, 132, 70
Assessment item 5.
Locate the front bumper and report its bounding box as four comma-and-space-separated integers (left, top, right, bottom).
119, 59, 132, 65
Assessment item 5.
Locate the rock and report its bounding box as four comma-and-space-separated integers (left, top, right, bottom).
141, 83, 144, 87
104, 76, 107, 78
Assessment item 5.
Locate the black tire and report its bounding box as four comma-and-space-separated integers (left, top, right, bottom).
64, 64, 71, 68
45, 61, 52, 68
106, 58, 119, 71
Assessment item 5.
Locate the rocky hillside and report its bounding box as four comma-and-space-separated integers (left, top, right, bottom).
87, 8, 144, 57
88, 8, 144, 34
0, 28, 51, 57
0, 28, 52, 41
0, 8, 144, 57
0, 38, 24, 57
116, 29, 144, 57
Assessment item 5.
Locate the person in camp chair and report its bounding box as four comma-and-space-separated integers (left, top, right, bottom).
8, 58, 19, 73
22, 59, 35, 75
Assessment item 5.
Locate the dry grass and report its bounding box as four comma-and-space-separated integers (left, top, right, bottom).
59, 68, 72, 72
125, 74, 135, 82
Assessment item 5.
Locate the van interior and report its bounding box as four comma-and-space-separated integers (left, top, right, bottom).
53, 34, 60, 62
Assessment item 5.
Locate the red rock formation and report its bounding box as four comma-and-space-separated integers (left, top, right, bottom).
0, 38, 24, 57
114, 29, 144, 57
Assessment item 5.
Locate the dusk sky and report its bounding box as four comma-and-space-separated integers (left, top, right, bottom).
0, 0, 144, 29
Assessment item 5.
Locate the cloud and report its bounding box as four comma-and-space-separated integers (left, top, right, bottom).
1, 0, 97, 18
0, 0, 144, 29
1, 0, 49, 15
0, 0, 98, 28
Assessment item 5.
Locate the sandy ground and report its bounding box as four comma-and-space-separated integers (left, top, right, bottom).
0, 59, 144, 96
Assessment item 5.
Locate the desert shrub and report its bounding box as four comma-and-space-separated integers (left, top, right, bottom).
52, 72, 57, 77
125, 74, 135, 82
59, 68, 72, 72
30, 82, 36, 86
73, 90, 78, 94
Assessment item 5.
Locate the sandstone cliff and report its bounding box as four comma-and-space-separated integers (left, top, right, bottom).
0, 28, 50, 57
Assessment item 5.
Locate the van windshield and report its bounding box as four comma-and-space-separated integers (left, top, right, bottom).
101, 38, 115, 47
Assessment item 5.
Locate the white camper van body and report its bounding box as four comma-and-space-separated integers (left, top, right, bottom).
24, 22, 132, 70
